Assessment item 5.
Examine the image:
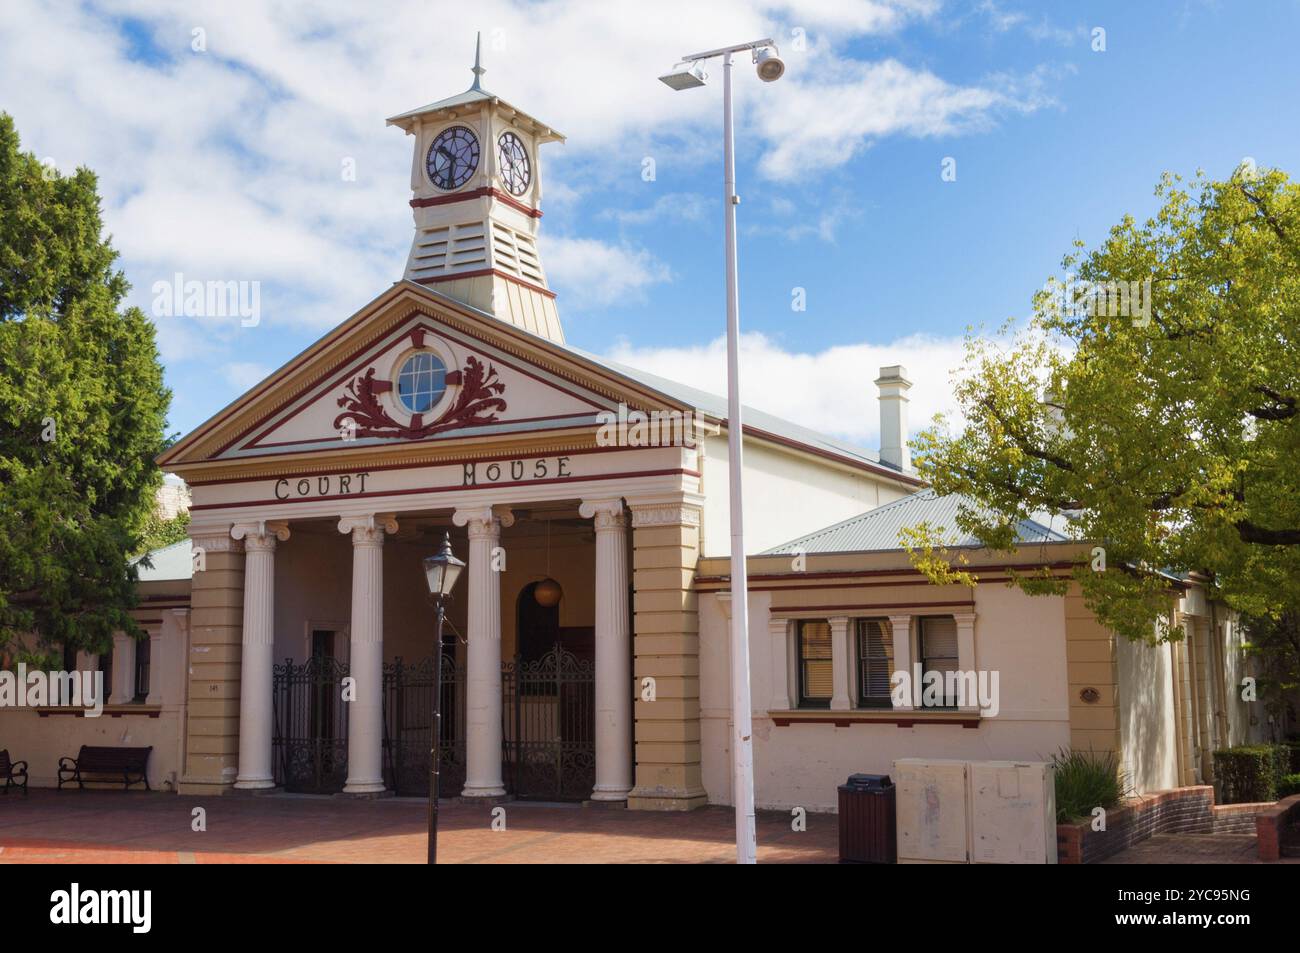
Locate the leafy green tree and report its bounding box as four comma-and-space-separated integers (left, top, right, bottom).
910, 168, 1300, 647
0, 113, 170, 656
135, 509, 191, 557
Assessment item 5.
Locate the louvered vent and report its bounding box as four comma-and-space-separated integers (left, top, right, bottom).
408, 222, 488, 280
492, 223, 546, 285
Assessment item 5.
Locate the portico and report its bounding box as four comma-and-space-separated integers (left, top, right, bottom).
180, 447, 698, 806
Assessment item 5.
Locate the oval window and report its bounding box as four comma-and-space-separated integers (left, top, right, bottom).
396, 352, 447, 413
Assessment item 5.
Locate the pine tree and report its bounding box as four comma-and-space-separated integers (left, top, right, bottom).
0, 112, 171, 655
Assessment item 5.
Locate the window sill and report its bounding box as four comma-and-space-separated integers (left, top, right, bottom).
35, 705, 162, 718
768, 709, 981, 729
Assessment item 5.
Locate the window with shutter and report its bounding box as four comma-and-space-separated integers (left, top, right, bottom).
855, 618, 894, 708
920, 616, 959, 708
797, 620, 833, 709
134, 636, 151, 703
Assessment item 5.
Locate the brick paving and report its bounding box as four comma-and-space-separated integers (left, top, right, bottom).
0, 790, 838, 864
1099, 832, 1298, 864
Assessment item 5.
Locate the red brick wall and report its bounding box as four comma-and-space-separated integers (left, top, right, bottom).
1256, 793, 1300, 862
1055, 786, 1272, 864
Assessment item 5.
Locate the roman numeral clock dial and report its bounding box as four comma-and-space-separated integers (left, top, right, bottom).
497, 131, 531, 196
426, 125, 479, 190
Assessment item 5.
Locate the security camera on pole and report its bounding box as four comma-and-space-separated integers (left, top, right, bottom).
659, 38, 785, 866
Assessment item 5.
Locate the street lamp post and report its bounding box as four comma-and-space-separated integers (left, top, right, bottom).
422, 531, 466, 865
660, 38, 784, 866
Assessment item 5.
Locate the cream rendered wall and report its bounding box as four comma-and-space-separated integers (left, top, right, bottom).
698, 582, 1072, 813
1116, 635, 1180, 793
1217, 611, 1266, 747
0, 611, 190, 790
700, 433, 910, 558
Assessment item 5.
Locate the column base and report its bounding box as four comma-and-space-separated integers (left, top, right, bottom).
460, 784, 508, 799
589, 786, 633, 802
230, 783, 282, 797
337, 788, 393, 800
342, 779, 387, 795
233, 777, 276, 791
627, 786, 709, 812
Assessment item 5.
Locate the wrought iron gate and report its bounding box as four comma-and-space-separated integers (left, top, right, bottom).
503, 645, 595, 801
382, 654, 466, 797
272, 656, 350, 794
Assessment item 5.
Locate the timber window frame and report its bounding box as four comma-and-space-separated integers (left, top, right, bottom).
796, 619, 834, 709
854, 618, 894, 709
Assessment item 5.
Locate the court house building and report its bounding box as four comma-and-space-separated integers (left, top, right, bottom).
7, 51, 1260, 815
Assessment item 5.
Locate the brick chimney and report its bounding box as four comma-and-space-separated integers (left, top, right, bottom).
875, 365, 912, 471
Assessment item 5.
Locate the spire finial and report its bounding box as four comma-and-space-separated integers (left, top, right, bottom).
470, 31, 485, 90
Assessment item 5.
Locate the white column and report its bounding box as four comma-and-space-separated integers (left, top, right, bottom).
829, 616, 852, 710
580, 498, 633, 801
889, 614, 913, 710
339, 514, 398, 794
769, 617, 791, 710
110, 631, 134, 704
953, 611, 978, 712
452, 505, 514, 798
231, 520, 289, 790
145, 626, 163, 705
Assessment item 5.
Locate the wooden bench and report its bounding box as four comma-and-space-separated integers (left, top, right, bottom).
58, 745, 152, 790
0, 749, 27, 796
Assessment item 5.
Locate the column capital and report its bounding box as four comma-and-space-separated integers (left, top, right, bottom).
338, 513, 398, 545
887, 613, 912, 628
952, 610, 977, 627
579, 498, 627, 531
169, 607, 190, 631
768, 615, 788, 636
452, 505, 514, 537
828, 616, 851, 633
231, 520, 290, 551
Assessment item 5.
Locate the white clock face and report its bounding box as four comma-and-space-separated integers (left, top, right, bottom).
497, 131, 531, 196
426, 126, 479, 191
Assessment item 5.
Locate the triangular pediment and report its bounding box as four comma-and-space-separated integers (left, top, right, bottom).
159, 283, 694, 472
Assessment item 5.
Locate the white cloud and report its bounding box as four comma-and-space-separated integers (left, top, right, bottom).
603, 330, 971, 445
756, 55, 1039, 180
546, 237, 673, 309
603, 192, 710, 226
0, 0, 1055, 427
222, 362, 274, 391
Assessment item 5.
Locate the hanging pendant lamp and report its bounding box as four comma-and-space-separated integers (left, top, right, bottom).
534, 517, 563, 607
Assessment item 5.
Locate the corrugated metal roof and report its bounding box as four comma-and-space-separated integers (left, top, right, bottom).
566, 349, 905, 477
131, 540, 193, 582
762, 489, 1072, 555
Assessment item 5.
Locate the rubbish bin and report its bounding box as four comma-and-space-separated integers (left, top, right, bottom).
838, 773, 896, 864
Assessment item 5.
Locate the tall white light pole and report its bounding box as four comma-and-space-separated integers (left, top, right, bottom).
660, 38, 785, 866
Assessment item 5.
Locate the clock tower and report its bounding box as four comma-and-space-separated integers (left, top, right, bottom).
387, 35, 565, 341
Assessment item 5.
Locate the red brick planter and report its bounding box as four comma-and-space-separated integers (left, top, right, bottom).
1055, 785, 1274, 864
1256, 793, 1300, 862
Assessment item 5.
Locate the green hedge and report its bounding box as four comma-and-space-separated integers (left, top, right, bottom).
1280, 773, 1300, 799
1212, 744, 1290, 804
1286, 740, 1300, 774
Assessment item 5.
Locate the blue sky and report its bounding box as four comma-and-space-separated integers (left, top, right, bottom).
3, 0, 1297, 447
